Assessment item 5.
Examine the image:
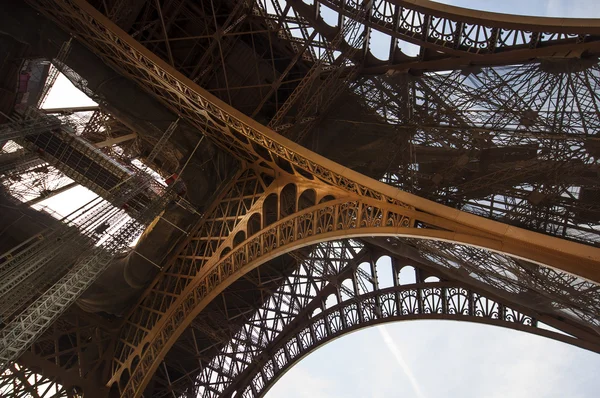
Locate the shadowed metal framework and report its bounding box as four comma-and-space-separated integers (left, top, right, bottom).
1, 0, 599, 397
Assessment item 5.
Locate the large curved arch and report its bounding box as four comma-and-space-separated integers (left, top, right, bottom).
131, 237, 600, 397
290, 0, 600, 72
114, 187, 600, 397
371, 0, 600, 30
27, 0, 600, 284
173, 240, 600, 398
120, 201, 600, 397
223, 282, 600, 398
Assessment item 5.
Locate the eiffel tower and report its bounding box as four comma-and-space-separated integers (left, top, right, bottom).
0, 1, 599, 397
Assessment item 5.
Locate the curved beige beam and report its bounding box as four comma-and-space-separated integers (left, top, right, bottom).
396, 0, 600, 31
293, 0, 600, 72
117, 206, 599, 398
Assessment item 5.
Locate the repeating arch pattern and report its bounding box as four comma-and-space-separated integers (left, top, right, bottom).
231, 283, 576, 398
179, 240, 600, 398
26, 0, 599, 282
290, 0, 600, 72
108, 167, 600, 397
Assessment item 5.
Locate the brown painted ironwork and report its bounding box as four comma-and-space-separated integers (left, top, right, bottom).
153, 239, 600, 397
0, 309, 115, 398
4, 0, 600, 396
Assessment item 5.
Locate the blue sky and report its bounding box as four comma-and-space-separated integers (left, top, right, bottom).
266, 1, 600, 397
434, 0, 598, 17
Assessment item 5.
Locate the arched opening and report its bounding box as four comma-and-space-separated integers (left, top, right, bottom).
375, 255, 394, 289
369, 30, 392, 61
260, 172, 275, 187
247, 212, 261, 237
319, 194, 335, 204
319, 3, 338, 28
340, 278, 355, 300
356, 261, 374, 294
280, 184, 297, 218
298, 189, 316, 211
324, 293, 337, 309
233, 230, 245, 248
399, 265, 417, 285
263, 193, 278, 226
130, 355, 140, 373
274, 155, 294, 174
119, 368, 130, 390
220, 247, 231, 259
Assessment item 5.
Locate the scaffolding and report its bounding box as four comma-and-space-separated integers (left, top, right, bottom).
0, 96, 182, 370
0, 33, 187, 370
0, 112, 62, 142
0, 172, 172, 370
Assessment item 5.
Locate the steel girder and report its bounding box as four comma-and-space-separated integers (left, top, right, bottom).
91, 0, 600, 73
356, 63, 600, 245
78, 0, 600, 128
0, 309, 115, 398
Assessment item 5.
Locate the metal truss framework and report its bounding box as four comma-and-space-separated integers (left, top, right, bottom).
47, 0, 600, 248
292, 0, 600, 72
130, 238, 598, 397
95, 0, 600, 74
96, 160, 598, 396
5, 0, 599, 397
0, 309, 116, 398
190, 240, 600, 398
1, 363, 74, 398
358, 63, 600, 244
224, 281, 593, 397
81, 0, 600, 130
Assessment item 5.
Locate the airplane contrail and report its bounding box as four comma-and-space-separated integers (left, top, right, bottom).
378, 325, 427, 398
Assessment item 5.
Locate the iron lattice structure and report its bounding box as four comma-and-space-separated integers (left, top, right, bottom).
0, 0, 599, 397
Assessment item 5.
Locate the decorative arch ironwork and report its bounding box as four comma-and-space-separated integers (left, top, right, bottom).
223, 283, 590, 398
158, 240, 600, 398
101, 166, 599, 397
